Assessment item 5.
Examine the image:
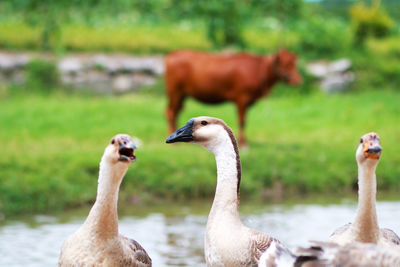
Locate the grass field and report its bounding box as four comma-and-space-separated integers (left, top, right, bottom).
1, 88, 400, 215
0, 21, 211, 53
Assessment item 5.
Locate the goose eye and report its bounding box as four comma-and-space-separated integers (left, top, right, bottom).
360, 138, 363, 144
201, 121, 208, 126
111, 139, 115, 144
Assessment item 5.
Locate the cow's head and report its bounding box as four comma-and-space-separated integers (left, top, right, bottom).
273, 49, 302, 85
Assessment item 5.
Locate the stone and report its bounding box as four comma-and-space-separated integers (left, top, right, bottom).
307, 58, 354, 93
58, 57, 85, 74
320, 72, 355, 93
329, 58, 351, 73
0, 52, 163, 93
306, 61, 329, 78
112, 75, 134, 93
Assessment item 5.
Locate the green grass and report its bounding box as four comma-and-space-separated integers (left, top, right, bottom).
1, 89, 400, 215
0, 19, 353, 56
61, 24, 211, 53
0, 21, 212, 53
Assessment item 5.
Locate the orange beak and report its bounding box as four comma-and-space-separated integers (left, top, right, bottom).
363, 140, 382, 159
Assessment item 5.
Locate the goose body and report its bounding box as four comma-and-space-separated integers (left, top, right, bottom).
296, 241, 400, 267
329, 133, 400, 248
166, 117, 293, 266
58, 134, 152, 267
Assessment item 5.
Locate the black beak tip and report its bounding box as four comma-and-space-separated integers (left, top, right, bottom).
367, 146, 382, 153
165, 119, 194, 144
165, 132, 187, 144
165, 136, 174, 143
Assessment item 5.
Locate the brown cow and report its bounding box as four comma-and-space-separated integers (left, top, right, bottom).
165, 49, 301, 147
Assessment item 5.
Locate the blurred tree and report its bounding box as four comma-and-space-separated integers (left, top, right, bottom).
10, 0, 65, 51
250, 0, 303, 23
8, 0, 138, 50
197, 0, 246, 48
26, 59, 59, 93
349, 0, 394, 46
2, 0, 307, 50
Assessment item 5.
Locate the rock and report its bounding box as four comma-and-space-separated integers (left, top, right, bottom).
132, 57, 164, 75
329, 58, 351, 73
320, 72, 355, 93
58, 57, 85, 74
112, 75, 134, 93
307, 58, 353, 93
85, 70, 112, 93
0, 53, 28, 71
0, 51, 163, 93
91, 54, 164, 75
92, 55, 120, 73
133, 73, 157, 86
61, 72, 86, 86
119, 58, 142, 73
306, 61, 329, 78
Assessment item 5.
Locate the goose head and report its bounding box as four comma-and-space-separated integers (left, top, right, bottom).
356, 132, 382, 167
103, 134, 137, 164
166, 116, 236, 154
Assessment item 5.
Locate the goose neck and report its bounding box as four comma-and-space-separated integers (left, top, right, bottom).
353, 162, 379, 243
210, 138, 241, 217
84, 159, 128, 239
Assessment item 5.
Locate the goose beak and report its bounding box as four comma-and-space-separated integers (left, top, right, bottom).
166, 119, 194, 143
118, 138, 137, 162
363, 141, 382, 160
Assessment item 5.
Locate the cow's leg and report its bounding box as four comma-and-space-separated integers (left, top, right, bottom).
236, 103, 248, 148
166, 93, 185, 134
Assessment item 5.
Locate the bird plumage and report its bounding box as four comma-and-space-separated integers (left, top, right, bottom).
58, 134, 151, 267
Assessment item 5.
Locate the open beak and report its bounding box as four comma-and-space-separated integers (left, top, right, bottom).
119, 141, 137, 162
166, 119, 194, 143
363, 141, 382, 159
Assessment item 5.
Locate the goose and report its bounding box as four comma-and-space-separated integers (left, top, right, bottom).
295, 241, 400, 266
329, 132, 400, 247
58, 134, 152, 267
166, 116, 294, 267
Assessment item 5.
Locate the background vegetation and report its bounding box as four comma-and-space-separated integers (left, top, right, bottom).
0, 0, 399, 216
2, 90, 400, 215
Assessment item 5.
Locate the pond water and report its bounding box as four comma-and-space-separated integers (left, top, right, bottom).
0, 199, 399, 267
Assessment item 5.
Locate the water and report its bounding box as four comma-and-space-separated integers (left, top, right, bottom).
1, 200, 399, 267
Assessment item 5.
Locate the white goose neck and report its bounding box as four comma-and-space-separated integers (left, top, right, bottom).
352, 162, 379, 243
83, 157, 128, 239
206, 131, 240, 217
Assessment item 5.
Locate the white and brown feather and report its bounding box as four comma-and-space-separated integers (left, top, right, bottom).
249, 230, 279, 265
296, 241, 400, 267
329, 133, 400, 249
188, 117, 291, 267
58, 135, 151, 267
121, 236, 152, 266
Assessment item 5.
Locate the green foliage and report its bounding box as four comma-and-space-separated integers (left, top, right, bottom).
250, 0, 303, 21
10, 0, 64, 51
0, 0, 306, 50
349, 1, 395, 46
1, 90, 400, 215
291, 16, 351, 58
62, 24, 211, 53
0, 21, 211, 53
0, 0, 398, 58
348, 36, 400, 90
367, 36, 400, 57
26, 59, 59, 93
198, 0, 245, 48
